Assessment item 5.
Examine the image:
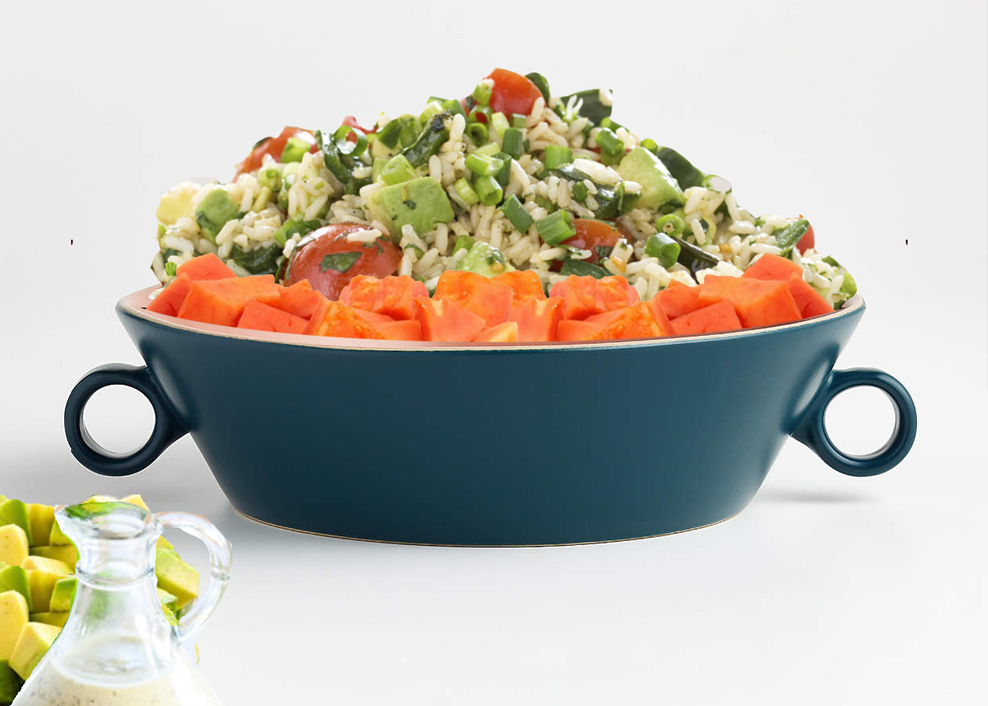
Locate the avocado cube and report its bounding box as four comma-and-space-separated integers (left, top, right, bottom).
0, 592, 29, 661
616, 146, 685, 210
49, 577, 76, 613
155, 549, 199, 611
29, 612, 69, 629
195, 188, 241, 244
9, 622, 60, 681
0, 660, 24, 705
28, 546, 77, 571
366, 177, 454, 242
48, 519, 73, 546
26, 505, 54, 550
0, 527, 28, 569
453, 242, 514, 278
0, 501, 32, 546
0, 566, 31, 612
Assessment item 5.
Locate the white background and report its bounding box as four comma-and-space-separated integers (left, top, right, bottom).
1, 1, 986, 704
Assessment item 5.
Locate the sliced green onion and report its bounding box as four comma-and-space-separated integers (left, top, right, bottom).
560, 259, 608, 279
494, 152, 512, 187
543, 145, 573, 170
490, 111, 509, 137
534, 194, 556, 213
333, 125, 368, 157
644, 233, 682, 267
525, 72, 551, 102
258, 166, 282, 191
442, 98, 466, 119
536, 209, 575, 246
594, 127, 624, 156
164, 260, 178, 277
277, 189, 289, 211
466, 122, 489, 144
453, 234, 475, 255
379, 154, 417, 186
420, 100, 444, 124
454, 177, 480, 206
473, 175, 503, 206
280, 136, 311, 163
465, 152, 504, 177
469, 104, 492, 124
501, 195, 534, 233
281, 162, 300, 188
399, 119, 421, 148
472, 82, 492, 106
641, 138, 659, 155
371, 158, 388, 182
376, 116, 408, 149
655, 214, 686, 237
600, 117, 624, 132
273, 218, 320, 247
501, 127, 524, 159
571, 181, 589, 203
473, 142, 501, 157
600, 149, 623, 167
511, 113, 527, 129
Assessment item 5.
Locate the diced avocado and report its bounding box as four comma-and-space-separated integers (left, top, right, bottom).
48, 519, 72, 546
0, 591, 29, 661
157, 588, 178, 613
0, 500, 33, 546
20, 557, 70, 576
26, 505, 54, 550
0, 527, 28, 569
25, 569, 64, 614
9, 622, 60, 681
453, 242, 515, 278
48, 577, 76, 613
365, 177, 454, 242
156, 181, 200, 226
162, 603, 179, 627
28, 546, 77, 571
155, 549, 199, 611
616, 147, 685, 211
0, 566, 31, 611
195, 188, 241, 244
28, 612, 69, 629
0, 660, 23, 705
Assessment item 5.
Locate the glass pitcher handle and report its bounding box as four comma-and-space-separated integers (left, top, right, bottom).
155, 511, 233, 643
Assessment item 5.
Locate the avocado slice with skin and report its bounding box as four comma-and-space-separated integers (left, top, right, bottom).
366, 177, 454, 243
453, 242, 515, 278
616, 147, 685, 211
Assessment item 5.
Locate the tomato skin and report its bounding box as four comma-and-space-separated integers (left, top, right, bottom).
485, 68, 543, 117
797, 224, 815, 252
563, 219, 628, 264
341, 116, 375, 143
286, 223, 402, 301
233, 126, 318, 179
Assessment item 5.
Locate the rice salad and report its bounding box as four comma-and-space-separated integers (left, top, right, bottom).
150, 69, 856, 308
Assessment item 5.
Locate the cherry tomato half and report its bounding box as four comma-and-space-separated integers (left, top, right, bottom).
286, 223, 402, 301
233, 126, 318, 179
485, 68, 543, 118
797, 216, 815, 252
563, 219, 629, 264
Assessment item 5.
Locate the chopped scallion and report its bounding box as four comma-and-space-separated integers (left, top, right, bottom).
501, 127, 524, 159
371, 158, 388, 182
454, 177, 480, 206
465, 152, 504, 177
280, 136, 311, 163
644, 233, 682, 267
543, 145, 573, 170
490, 111, 509, 137
536, 209, 575, 246
469, 104, 492, 124
655, 214, 686, 237
472, 82, 492, 106
641, 138, 659, 155
494, 152, 512, 187
466, 122, 489, 144
164, 260, 178, 277
333, 125, 368, 157
474, 175, 503, 206
473, 142, 501, 157
534, 194, 556, 213
258, 166, 282, 191
379, 154, 417, 186
571, 181, 589, 203
511, 113, 527, 129
442, 98, 466, 119
594, 127, 624, 156
501, 195, 534, 233
420, 100, 444, 124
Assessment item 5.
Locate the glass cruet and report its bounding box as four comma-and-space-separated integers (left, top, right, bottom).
12, 501, 232, 706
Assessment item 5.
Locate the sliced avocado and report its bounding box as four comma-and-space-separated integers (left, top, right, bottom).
0, 591, 29, 662
25, 569, 65, 613
28, 612, 69, 629
366, 177, 454, 242
28, 546, 78, 571
0, 500, 33, 546
616, 147, 685, 211
453, 242, 515, 278
9, 622, 60, 681
156, 182, 200, 226
48, 577, 76, 613
48, 519, 72, 546
26, 505, 54, 550
0, 565, 31, 611
0, 527, 28, 569
155, 549, 199, 611
0, 660, 23, 705
195, 188, 241, 244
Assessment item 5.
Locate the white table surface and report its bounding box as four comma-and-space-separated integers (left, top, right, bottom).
1, 1, 985, 703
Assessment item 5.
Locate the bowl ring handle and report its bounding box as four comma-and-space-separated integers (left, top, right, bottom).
64, 364, 188, 477
792, 368, 917, 477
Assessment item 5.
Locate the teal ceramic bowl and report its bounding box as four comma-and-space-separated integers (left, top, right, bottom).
65, 287, 915, 546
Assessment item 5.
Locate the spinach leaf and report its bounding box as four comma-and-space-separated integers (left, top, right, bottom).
319, 251, 362, 274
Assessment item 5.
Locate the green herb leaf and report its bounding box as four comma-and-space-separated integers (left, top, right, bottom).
560, 259, 609, 279
319, 251, 362, 274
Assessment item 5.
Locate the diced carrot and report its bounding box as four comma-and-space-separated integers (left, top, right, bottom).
653, 280, 703, 319
146, 274, 192, 317
698, 276, 801, 328
786, 273, 834, 319
338, 275, 428, 320
306, 300, 421, 340
274, 280, 326, 320
473, 322, 520, 343
237, 300, 309, 334
507, 297, 564, 342
434, 270, 513, 327
556, 302, 665, 341
492, 270, 546, 305
670, 300, 743, 335
742, 253, 803, 282
175, 253, 237, 282
412, 296, 487, 342
549, 275, 640, 320
176, 275, 281, 327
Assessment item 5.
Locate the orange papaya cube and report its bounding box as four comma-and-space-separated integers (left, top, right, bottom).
549, 275, 639, 320
176, 275, 281, 327
644, 296, 676, 337
372, 319, 424, 341
507, 297, 564, 342
473, 322, 520, 343
306, 300, 397, 340
338, 275, 429, 320
698, 276, 801, 329
742, 253, 803, 282
434, 270, 513, 327
146, 274, 192, 317
412, 296, 487, 342
786, 273, 834, 319
557, 302, 665, 341
670, 300, 743, 335
274, 280, 327, 320
492, 270, 546, 305
237, 300, 309, 334
653, 280, 703, 319
175, 253, 237, 282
